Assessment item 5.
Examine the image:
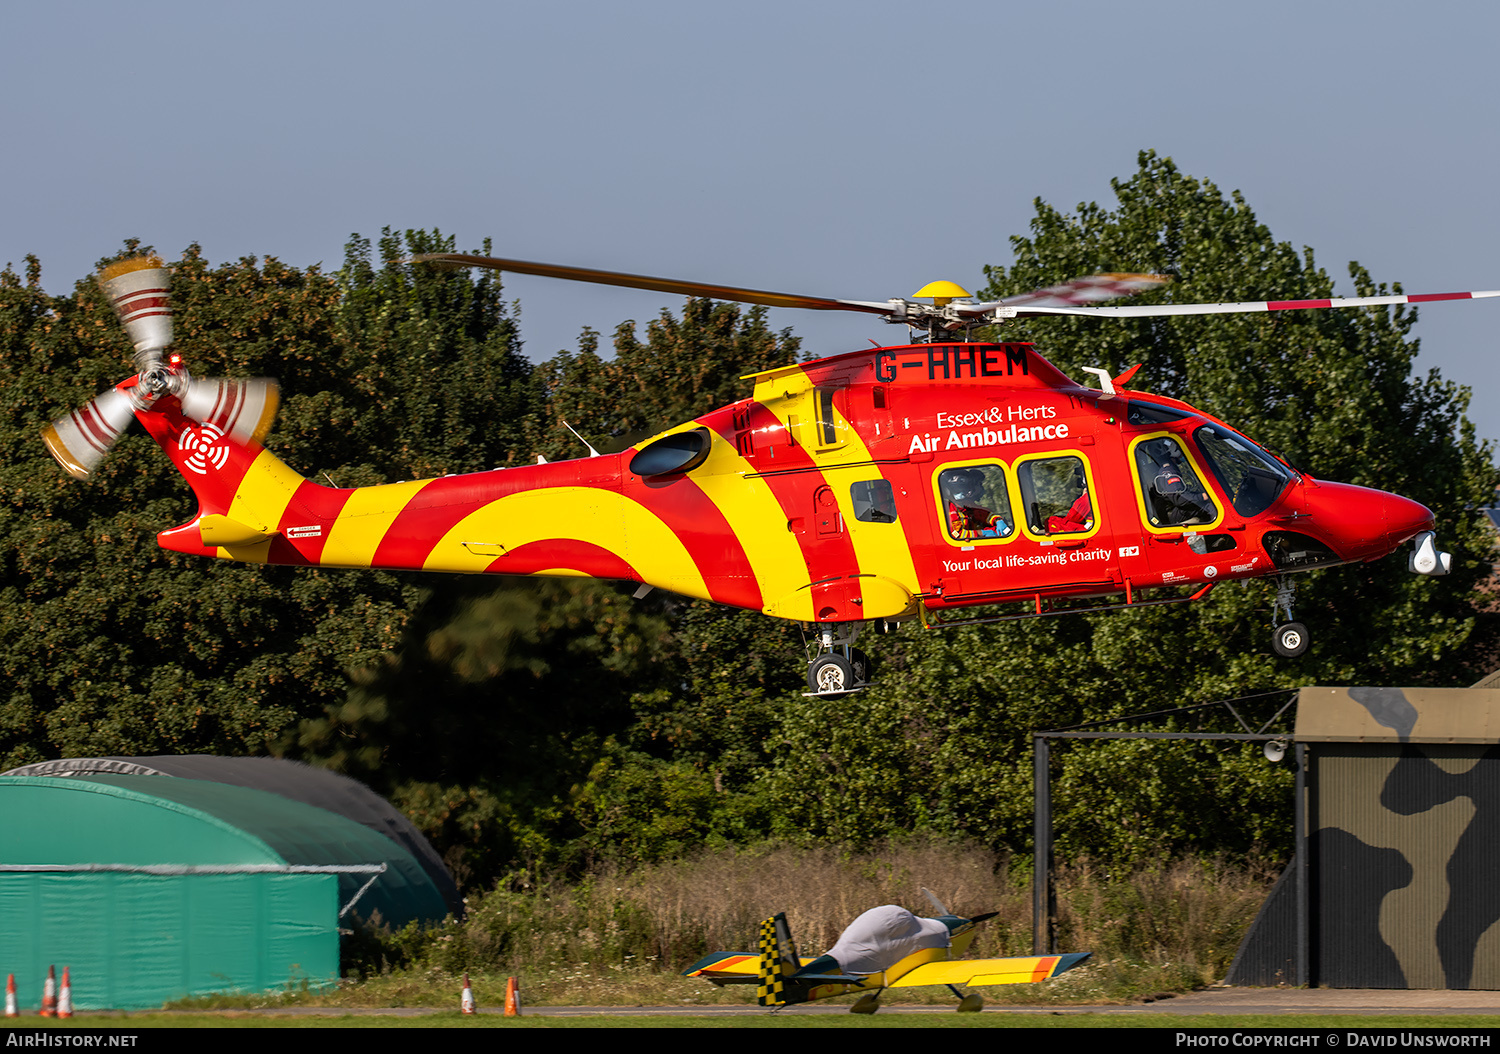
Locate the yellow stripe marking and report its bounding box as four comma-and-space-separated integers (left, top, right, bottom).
685, 430, 815, 620
818, 404, 921, 598
423, 488, 710, 600
217, 449, 308, 564
319, 479, 436, 568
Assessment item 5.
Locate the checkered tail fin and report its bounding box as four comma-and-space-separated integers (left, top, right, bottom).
755, 913, 806, 1007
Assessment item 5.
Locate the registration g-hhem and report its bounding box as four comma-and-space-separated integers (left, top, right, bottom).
45, 254, 1494, 693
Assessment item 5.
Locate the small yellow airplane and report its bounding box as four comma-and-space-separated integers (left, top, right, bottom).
682, 891, 1089, 1013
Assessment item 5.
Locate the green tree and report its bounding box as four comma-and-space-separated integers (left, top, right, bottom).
316, 297, 808, 881
0, 231, 532, 770
333, 229, 540, 479
534, 298, 801, 457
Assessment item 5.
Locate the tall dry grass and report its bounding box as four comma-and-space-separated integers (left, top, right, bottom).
356, 838, 1275, 1000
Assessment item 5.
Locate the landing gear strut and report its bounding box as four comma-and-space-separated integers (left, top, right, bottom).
1269, 576, 1308, 659
805, 623, 871, 695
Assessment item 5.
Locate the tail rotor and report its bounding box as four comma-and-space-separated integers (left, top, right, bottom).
43, 255, 279, 480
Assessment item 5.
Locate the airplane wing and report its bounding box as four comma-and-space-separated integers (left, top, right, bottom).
887, 952, 1091, 989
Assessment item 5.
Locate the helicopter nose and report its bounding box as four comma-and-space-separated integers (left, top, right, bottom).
1381, 492, 1438, 548
1299, 481, 1435, 560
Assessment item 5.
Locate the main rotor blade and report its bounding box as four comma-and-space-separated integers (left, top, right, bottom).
961, 273, 1171, 315
412, 253, 896, 315
998, 288, 1500, 320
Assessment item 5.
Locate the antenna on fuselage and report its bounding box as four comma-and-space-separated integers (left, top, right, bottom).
561, 419, 601, 458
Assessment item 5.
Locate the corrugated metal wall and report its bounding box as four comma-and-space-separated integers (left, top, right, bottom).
0, 871, 337, 1009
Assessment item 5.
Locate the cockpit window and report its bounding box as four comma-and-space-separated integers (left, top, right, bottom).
1018, 456, 1094, 535
1193, 423, 1294, 517
1133, 435, 1218, 528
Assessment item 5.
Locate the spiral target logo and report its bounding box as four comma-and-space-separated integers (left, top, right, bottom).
179, 422, 230, 475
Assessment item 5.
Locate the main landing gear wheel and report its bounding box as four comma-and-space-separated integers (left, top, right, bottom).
808, 654, 853, 694
1271, 621, 1309, 658
849, 992, 881, 1015
848, 648, 869, 685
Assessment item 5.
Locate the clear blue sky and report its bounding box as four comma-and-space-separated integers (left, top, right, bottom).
5, 1, 1497, 444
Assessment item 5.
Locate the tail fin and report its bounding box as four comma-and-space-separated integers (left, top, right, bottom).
756, 913, 806, 1007
133, 387, 329, 565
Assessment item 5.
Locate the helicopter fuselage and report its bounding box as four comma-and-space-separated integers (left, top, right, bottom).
142, 341, 1435, 637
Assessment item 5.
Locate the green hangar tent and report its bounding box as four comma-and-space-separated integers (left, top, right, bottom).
0, 763, 453, 1010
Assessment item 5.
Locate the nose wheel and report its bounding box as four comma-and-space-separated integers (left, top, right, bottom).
1271, 621, 1309, 658
1269, 577, 1309, 658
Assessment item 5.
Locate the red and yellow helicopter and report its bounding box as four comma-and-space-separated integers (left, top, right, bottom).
44, 254, 1495, 693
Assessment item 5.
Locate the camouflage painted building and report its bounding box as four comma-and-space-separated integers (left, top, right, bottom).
1230, 686, 1500, 989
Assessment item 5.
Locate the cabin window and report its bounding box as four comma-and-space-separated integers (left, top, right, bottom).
1017, 456, 1093, 535
850, 479, 898, 523
1133, 435, 1219, 528
814, 387, 845, 448
1193, 423, 1294, 517
936, 463, 1013, 541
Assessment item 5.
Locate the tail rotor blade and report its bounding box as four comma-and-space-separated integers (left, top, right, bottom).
42, 388, 137, 480
98, 257, 173, 368
179, 378, 280, 445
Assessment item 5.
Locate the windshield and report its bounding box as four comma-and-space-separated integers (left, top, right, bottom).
1193, 423, 1295, 517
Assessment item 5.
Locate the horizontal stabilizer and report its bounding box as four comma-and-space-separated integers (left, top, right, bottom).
198, 514, 274, 548
681, 952, 760, 983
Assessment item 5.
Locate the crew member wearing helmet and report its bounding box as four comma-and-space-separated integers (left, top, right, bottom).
1045, 464, 1093, 534
940, 467, 1011, 541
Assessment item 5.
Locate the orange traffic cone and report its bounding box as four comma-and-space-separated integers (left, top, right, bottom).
39, 965, 56, 1017
57, 968, 72, 1019
503, 975, 521, 1017
460, 973, 475, 1015
5, 974, 17, 1017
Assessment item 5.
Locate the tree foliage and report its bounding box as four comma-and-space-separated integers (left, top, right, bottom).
535, 298, 800, 457
0, 231, 532, 769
